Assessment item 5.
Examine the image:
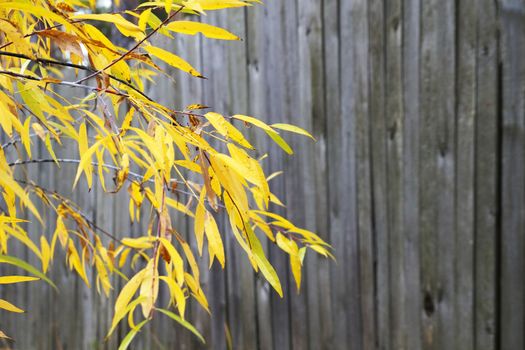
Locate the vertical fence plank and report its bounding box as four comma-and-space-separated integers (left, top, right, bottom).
499, 1, 525, 349
475, 0, 498, 349
401, 0, 424, 348
455, 0, 477, 349
368, 0, 389, 349
385, 0, 406, 348
321, 1, 338, 348
419, 0, 457, 348
351, 0, 376, 348
338, 0, 363, 348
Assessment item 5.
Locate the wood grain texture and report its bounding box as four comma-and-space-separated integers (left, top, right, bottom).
499, 1, 525, 349
0, 1, 516, 349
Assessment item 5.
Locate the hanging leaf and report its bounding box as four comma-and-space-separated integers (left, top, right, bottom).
0, 299, 24, 313
167, 21, 240, 40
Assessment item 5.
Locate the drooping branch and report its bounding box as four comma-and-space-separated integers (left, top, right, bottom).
16, 179, 120, 242
8, 158, 194, 194
0, 50, 154, 101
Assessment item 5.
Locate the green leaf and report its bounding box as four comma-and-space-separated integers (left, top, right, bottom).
156, 308, 205, 344
0, 255, 56, 290
117, 319, 149, 350
245, 224, 283, 297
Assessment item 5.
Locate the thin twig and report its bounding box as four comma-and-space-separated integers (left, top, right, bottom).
0, 70, 129, 96
0, 50, 154, 101
0, 5, 159, 51
16, 179, 120, 242
75, 5, 184, 84
9, 158, 147, 182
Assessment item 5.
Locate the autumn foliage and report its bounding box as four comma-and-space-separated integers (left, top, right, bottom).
0, 0, 331, 347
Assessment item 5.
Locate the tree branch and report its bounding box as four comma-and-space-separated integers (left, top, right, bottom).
0, 70, 129, 96
16, 179, 121, 242
75, 5, 185, 84
0, 50, 154, 101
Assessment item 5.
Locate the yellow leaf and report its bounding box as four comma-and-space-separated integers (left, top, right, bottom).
0, 275, 39, 284
121, 237, 154, 249
271, 123, 316, 140
109, 269, 147, 337
204, 212, 225, 268
144, 45, 203, 77
0, 299, 24, 313
194, 191, 206, 255
31, 123, 46, 141
184, 273, 209, 313
0, 170, 41, 221
138, 8, 152, 31
54, 216, 69, 248
78, 122, 93, 188
166, 197, 195, 218
232, 114, 274, 132
118, 247, 131, 268
0, 3, 72, 28
276, 233, 301, 290
275, 233, 298, 255
159, 237, 184, 285
178, 239, 199, 282
107, 296, 146, 339
71, 13, 144, 39
73, 136, 109, 189
67, 241, 90, 286
139, 259, 159, 318
290, 252, 302, 291
205, 112, 253, 149
159, 275, 186, 318
0, 330, 11, 339
185, 0, 258, 10
167, 21, 239, 40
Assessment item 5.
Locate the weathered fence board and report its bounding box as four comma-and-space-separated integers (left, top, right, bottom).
1, 0, 524, 349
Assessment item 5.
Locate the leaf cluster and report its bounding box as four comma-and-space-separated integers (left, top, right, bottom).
0, 0, 332, 346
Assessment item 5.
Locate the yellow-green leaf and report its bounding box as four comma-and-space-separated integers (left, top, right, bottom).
118, 319, 149, 350
167, 21, 239, 40
0, 299, 24, 313
265, 129, 293, 155
245, 224, 282, 297
271, 123, 316, 140
156, 307, 205, 343
0, 254, 56, 289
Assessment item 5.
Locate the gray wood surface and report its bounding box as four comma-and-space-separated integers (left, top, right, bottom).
0, 0, 521, 349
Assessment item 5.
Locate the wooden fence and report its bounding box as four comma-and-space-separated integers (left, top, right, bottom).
1, 0, 525, 349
